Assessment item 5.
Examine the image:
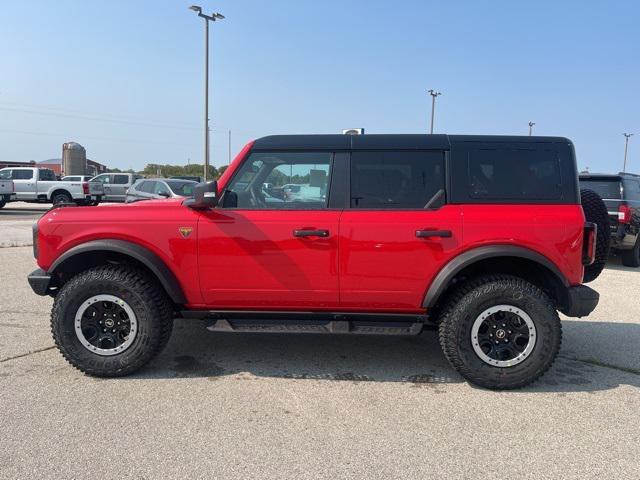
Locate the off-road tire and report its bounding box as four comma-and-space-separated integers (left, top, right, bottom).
51, 265, 173, 377
581, 188, 610, 282
0, 199, 5, 209
621, 237, 640, 268
51, 191, 72, 205
438, 275, 562, 390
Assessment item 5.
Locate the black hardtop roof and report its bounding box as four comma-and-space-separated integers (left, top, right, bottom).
252, 134, 572, 151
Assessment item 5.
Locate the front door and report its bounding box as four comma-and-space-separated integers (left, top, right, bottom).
11, 169, 37, 201
339, 150, 462, 312
198, 150, 341, 309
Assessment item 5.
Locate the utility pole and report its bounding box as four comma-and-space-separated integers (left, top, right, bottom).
189, 5, 225, 181
228, 130, 231, 164
528, 121, 535, 136
623, 133, 633, 172
428, 89, 441, 134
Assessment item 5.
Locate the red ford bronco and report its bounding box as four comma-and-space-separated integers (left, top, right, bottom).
28, 135, 607, 389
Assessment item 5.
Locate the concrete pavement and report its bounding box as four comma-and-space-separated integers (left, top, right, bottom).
0, 247, 639, 479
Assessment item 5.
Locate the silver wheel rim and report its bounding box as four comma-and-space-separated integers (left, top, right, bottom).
471, 305, 536, 368
74, 295, 137, 356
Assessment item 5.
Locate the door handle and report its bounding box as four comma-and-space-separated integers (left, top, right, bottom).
415, 229, 452, 238
293, 229, 330, 238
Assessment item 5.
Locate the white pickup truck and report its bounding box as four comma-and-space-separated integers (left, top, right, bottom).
0, 167, 103, 205
0, 177, 16, 209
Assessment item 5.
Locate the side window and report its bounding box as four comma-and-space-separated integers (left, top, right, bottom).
92, 174, 111, 184
113, 175, 129, 185
224, 151, 332, 209
350, 151, 444, 209
137, 181, 152, 193
466, 148, 561, 200
13, 170, 34, 180
153, 182, 170, 195
625, 180, 640, 201
38, 169, 56, 181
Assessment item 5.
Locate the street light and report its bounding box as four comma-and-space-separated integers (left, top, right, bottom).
189, 5, 225, 181
528, 121, 535, 136
427, 89, 441, 134
623, 133, 634, 173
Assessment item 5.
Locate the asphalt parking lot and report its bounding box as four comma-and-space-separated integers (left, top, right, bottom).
1, 210, 639, 479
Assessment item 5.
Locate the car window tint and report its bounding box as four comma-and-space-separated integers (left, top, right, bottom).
137, 181, 153, 193
468, 148, 561, 200
64, 176, 79, 181
166, 181, 195, 196
39, 170, 56, 181
625, 179, 640, 201
225, 151, 332, 209
579, 178, 622, 199
113, 174, 129, 185
92, 174, 111, 184
13, 170, 34, 180
350, 151, 444, 209
153, 182, 170, 195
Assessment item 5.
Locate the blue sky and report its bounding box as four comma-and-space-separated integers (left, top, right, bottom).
0, 0, 637, 172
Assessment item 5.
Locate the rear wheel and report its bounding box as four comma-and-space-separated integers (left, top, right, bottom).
581, 188, 610, 282
438, 275, 561, 390
51, 265, 173, 376
51, 191, 72, 205
621, 238, 640, 268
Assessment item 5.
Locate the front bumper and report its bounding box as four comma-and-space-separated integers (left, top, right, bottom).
28, 268, 53, 296
559, 285, 599, 318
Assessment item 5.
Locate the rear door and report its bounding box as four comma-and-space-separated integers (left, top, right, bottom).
109, 174, 131, 202
11, 169, 36, 200
339, 150, 462, 312
198, 150, 341, 309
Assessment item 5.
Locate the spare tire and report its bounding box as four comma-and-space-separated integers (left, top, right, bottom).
581, 188, 610, 282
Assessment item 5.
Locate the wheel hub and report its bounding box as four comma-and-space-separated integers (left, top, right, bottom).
75, 295, 137, 356
470, 305, 536, 368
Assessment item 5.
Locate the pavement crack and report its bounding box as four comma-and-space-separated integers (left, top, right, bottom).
559, 355, 640, 376
0, 346, 56, 363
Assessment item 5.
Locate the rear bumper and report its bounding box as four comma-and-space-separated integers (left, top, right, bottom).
559, 285, 599, 318
28, 268, 53, 296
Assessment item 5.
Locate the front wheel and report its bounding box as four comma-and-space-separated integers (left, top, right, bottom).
0, 199, 5, 209
51, 265, 173, 376
438, 275, 561, 390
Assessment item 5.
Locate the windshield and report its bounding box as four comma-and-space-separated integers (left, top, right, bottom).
166, 180, 196, 196
580, 178, 622, 199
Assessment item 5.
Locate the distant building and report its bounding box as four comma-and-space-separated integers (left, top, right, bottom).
0, 160, 38, 169
38, 158, 108, 177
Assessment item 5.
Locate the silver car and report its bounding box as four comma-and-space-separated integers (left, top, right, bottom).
125, 178, 197, 203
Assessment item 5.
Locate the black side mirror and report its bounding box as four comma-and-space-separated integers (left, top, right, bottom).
184, 181, 218, 209
158, 191, 171, 198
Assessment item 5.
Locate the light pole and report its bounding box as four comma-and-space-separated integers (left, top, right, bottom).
189, 5, 224, 181
428, 89, 441, 134
528, 121, 535, 136
623, 133, 634, 173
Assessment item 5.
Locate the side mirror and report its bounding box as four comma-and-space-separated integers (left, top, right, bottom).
158, 191, 170, 198
184, 181, 218, 209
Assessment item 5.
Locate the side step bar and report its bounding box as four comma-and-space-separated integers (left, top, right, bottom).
177, 310, 432, 336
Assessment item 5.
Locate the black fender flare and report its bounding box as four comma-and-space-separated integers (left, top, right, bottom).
49, 239, 186, 304
422, 245, 569, 308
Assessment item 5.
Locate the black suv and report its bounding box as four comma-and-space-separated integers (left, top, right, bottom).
580, 172, 640, 267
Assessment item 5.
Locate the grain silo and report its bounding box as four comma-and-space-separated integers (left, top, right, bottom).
62, 142, 87, 176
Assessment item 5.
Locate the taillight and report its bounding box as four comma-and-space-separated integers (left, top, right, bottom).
82, 182, 89, 194
618, 204, 632, 224
583, 222, 597, 266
